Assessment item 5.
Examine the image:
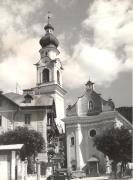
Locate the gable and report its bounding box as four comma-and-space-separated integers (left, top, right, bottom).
0, 94, 18, 111
77, 91, 102, 116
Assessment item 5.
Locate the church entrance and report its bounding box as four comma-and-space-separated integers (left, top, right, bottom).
0, 155, 9, 180
87, 157, 99, 177
89, 161, 98, 176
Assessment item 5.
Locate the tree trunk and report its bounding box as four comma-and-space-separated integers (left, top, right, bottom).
112, 161, 117, 179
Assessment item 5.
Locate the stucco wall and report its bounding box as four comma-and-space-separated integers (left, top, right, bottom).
77, 92, 102, 116
52, 93, 65, 129
65, 115, 116, 172
0, 151, 11, 179
0, 96, 17, 134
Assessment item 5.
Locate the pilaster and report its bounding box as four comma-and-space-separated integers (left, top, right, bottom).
67, 132, 71, 170
75, 124, 84, 170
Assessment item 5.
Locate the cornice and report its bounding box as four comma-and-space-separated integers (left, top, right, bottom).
36, 83, 67, 96
62, 111, 117, 124
66, 119, 114, 129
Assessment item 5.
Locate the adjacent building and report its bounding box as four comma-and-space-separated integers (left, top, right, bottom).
0, 21, 66, 165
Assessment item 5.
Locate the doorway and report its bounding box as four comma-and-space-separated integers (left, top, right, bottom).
87, 156, 99, 177
89, 161, 98, 176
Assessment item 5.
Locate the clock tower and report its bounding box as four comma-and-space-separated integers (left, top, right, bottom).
34, 21, 66, 129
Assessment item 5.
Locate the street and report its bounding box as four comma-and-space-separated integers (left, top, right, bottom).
71, 176, 132, 180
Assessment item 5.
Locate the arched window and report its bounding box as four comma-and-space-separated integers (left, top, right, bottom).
88, 101, 93, 111
57, 70, 60, 84
43, 69, 49, 83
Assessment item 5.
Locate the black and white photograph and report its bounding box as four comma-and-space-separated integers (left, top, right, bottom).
0, 0, 132, 179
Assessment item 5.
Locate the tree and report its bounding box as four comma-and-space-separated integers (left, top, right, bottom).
93, 126, 132, 178
0, 127, 45, 173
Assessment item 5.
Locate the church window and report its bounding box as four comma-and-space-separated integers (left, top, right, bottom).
88, 101, 93, 111
0, 116, 2, 126
24, 114, 31, 125
42, 69, 49, 83
71, 137, 75, 146
90, 129, 96, 137
57, 70, 60, 85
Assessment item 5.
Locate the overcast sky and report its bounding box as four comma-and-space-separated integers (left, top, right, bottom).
0, 0, 132, 108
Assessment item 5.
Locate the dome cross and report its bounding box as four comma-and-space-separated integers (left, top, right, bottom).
47, 11, 52, 24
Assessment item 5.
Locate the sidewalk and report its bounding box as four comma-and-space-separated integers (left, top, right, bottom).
71, 176, 132, 180
73, 176, 108, 180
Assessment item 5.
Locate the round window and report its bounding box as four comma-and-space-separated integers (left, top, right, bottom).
90, 129, 96, 137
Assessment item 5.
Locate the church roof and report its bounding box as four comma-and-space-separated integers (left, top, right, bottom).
3, 92, 54, 107
116, 107, 132, 123
40, 33, 59, 48
66, 89, 115, 117
44, 23, 54, 31
63, 110, 132, 129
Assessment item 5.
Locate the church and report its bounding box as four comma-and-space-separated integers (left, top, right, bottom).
0, 18, 132, 178
62, 80, 132, 176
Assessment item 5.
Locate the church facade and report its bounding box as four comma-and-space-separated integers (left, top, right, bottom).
62, 80, 132, 176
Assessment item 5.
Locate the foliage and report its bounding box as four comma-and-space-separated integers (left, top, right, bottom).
94, 126, 132, 164
47, 143, 55, 161
94, 126, 132, 178
0, 126, 45, 160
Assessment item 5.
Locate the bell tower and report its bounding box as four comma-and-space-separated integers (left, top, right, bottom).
34, 17, 66, 129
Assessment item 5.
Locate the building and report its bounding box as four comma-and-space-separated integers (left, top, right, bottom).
62, 80, 132, 176
0, 21, 66, 166
0, 18, 132, 178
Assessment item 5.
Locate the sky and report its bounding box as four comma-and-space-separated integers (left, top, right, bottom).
0, 0, 132, 108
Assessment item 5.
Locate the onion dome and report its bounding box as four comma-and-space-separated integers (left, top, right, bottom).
40, 33, 59, 48
44, 23, 54, 31
39, 23, 59, 48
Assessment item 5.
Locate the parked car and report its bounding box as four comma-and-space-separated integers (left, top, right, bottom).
70, 170, 86, 179
47, 168, 70, 180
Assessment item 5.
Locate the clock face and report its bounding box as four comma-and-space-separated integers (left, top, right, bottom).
48, 51, 56, 60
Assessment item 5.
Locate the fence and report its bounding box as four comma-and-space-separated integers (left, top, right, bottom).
22, 158, 47, 180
